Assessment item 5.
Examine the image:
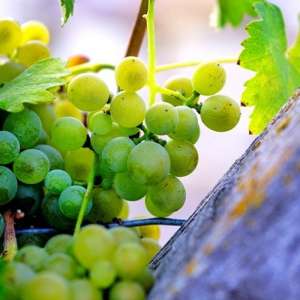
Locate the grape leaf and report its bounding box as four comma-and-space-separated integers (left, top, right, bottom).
0, 58, 69, 113
60, 0, 75, 24
239, 1, 300, 134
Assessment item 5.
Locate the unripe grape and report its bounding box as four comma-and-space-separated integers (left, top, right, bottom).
70, 279, 103, 300
35, 144, 64, 170
118, 200, 130, 219
45, 169, 72, 195
145, 195, 170, 218
0, 131, 20, 164
90, 260, 117, 288
54, 100, 83, 121
45, 234, 74, 255
0, 18, 22, 55
136, 268, 155, 292
88, 111, 112, 135
21, 20, 50, 44
0, 61, 25, 84
110, 227, 140, 245
0, 166, 18, 205
141, 237, 161, 262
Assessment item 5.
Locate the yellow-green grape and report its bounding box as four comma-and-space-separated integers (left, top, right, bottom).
115, 56, 148, 92
192, 62, 226, 95
200, 95, 241, 132
88, 111, 112, 135
70, 279, 103, 300
145, 103, 178, 135
162, 76, 194, 106
0, 18, 22, 55
35, 144, 64, 170
145, 195, 170, 218
0, 61, 25, 84
109, 281, 145, 300
141, 237, 161, 262
45, 234, 74, 255
136, 268, 155, 292
111, 92, 146, 128
67, 73, 110, 112
118, 200, 129, 219
15, 41, 50, 67
0, 166, 18, 205
54, 100, 83, 122
21, 20, 50, 44
90, 260, 117, 289
166, 139, 198, 177
169, 106, 200, 144
110, 227, 140, 245
136, 218, 160, 240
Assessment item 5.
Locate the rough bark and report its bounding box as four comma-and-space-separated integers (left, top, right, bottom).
149, 91, 300, 300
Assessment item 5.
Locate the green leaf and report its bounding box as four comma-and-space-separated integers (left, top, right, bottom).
239, 1, 300, 134
60, 0, 75, 24
0, 58, 69, 113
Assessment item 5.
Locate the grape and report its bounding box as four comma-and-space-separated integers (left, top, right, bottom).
88, 188, 122, 223
4, 262, 35, 288
136, 268, 155, 292
22, 272, 70, 300
65, 148, 95, 182
101, 175, 114, 190
37, 128, 49, 144
113, 172, 147, 201
145, 194, 170, 217
15, 245, 48, 271
0, 61, 25, 84
0, 18, 22, 55
88, 111, 112, 135
54, 100, 83, 121
3, 109, 42, 149
0, 166, 17, 205
67, 73, 110, 111
166, 139, 198, 177
200, 95, 241, 132
118, 200, 129, 219
45, 170, 72, 195
13, 149, 50, 184
67, 54, 90, 67
110, 227, 140, 245
35, 144, 64, 170
127, 141, 170, 185
70, 279, 103, 300
118, 125, 140, 137
145, 103, 179, 135
169, 106, 200, 144
137, 220, 160, 240
102, 137, 135, 172
45, 234, 74, 255
162, 76, 194, 106
51, 117, 87, 151
113, 242, 148, 280
21, 20, 50, 44
141, 238, 161, 262
109, 281, 145, 300
192, 62, 226, 95
90, 260, 117, 288
58, 185, 89, 220
0, 131, 20, 164
15, 41, 50, 67
73, 225, 116, 269
111, 92, 146, 128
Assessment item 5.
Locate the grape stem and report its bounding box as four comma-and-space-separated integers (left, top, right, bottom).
134, 124, 167, 146
69, 62, 115, 76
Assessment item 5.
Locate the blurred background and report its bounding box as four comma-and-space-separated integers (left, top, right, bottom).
0, 0, 298, 244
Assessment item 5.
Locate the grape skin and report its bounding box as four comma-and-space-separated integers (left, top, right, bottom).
145, 194, 170, 218
45, 169, 72, 195
88, 111, 112, 135
110, 227, 140, 245
90, 260, 117, 288
0, 61, 25, 84
0, 131, 20, 164
54, 100, 83, 121
45, 234, 74, 255
109, 281, 145, 300
137, 268, 155, 292
0, 166, 18, 205
35, 144, 64, 170
0, 18, 22, 55
70, 279, 103, 300
21, 20, 50, 44
141, 237, 161, 262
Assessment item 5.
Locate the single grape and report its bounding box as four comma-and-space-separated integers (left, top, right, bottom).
192, 62, 226, 95
109, 281, 145, 300
13, 149, 50, 184
0, 61, 25, 84
54, 100, 83, 121
73, 225, 116, 268
127, 141, 170, 185
101, 175, 114, 190
166, 139, 198, 177
200, 95, 241, 132
70, 279, 103, 300
51, 117, 87, 151
162, 76, 194, 106
113, 172, 147, 201
21, 20, 50, 44
67, 54, 90, 67
110, 227, 140, 245
0, 18, 22, 55
0, 131, 20, 164
45, 234, 74, 255
37, 128, 49, 144
136, 268, 155, 292
88, 111, 112, 135
90, 260, 117, 288
169, 106, 200, 144
45, 169, 72, 195
118, 200, 129, 219
145, 195, 170, 218
35, 144, 64, 170
111, 91, 146, 128
67, 73, 110, 111
141, 238, 161, 262
3, 109, 42, 149
136, 219, 160, 240
145, 103, 178, 135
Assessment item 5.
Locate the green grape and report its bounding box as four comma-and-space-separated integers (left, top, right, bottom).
136, 268, 155, 292
35, 144, 64, 170
0, 61, 25, 84
111, 92, 146, 128
166, 139, 198, 177
169, 106, 200, 144
113, 172, 147, 201
67, 73, 110, 111
45, 169, 72, 195
118, 125, 140, 137
161, 76, 194, 106
145, 103, 178, 135
21, 20, 50, 44
45, 234, 74, 255
13, 149, 50, 184
141, 238, 161, 262
15, 245, 48, 271
127, 141, 170, 185
113, 242, 148, 280
22, 272, 70, 300
110, 227, 140, 245
147, 175, 186, 214
88, 188, 122, 223
70, 279, 103, 300
88, 111, 112, 135
0, 166, 17, 205
3, 109, 42, 149
101, 175, 114, 190
192, 62, 226, 95
55, 100, 83, 121
115, 56, 148, 92
0, 18, 22, 55
37, 128, 49, 144
109, 281, 145, 300
65, 147, 95, 182
58, 185, 90, 220
200, 95, 241, 132
118, 200, 129, 219
0, 131, 20, 164
51, 117, 87, 151
73, 225, 116, 269
145, 194, 170, 218
42, 253, 78, 279
102, 137, 135, 173
98, 158, 114, 178
90, 260, 117, 288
